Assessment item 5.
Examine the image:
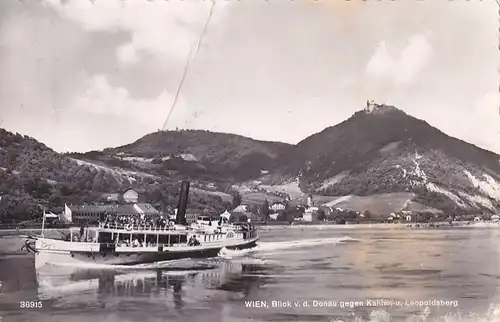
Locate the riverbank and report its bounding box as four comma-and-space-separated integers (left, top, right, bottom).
0, 228, 68, 237
258, 221, 500, 230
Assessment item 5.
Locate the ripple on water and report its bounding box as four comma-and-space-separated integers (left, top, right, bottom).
479, 273, 500, 280
380, 269, 442, 276
374, 263, 403, 271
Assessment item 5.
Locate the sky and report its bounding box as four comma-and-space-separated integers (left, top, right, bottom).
0, 0, 498, 154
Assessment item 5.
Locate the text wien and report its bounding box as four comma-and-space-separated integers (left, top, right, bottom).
244, 301, 299, 308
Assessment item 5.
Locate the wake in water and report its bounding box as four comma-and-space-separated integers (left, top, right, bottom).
39, 257, 220, 274
37, 235, 356, 273
218, 236, 357, 259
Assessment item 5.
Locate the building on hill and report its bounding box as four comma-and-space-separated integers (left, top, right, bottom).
67, 205, 111, 224
232, 204, 249, 213
232, 203, 261, 222
306, 194, 313, 207
401, 210, 412, 222
122, 188, 140, 203
387, 213, 401, 222
303, 211, 314, 222
100, 188, 144, 204
102, 193, 120, 202
270, 202, 286, 212
303, 206, 319, 222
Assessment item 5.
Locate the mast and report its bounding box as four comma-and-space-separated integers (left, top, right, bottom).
41, 207, 46, 238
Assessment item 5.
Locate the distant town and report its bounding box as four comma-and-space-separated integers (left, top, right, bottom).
13, 185, 489, 231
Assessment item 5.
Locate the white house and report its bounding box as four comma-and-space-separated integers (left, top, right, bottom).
269, 213, 279, 220
307, 195, 313, 207
388, 213, 398, 221
233, 204, 249, 213
302, 206, 318, 222
270, 202, 286, 212
123, 189, 139, 203
105, 193, 119, 202
303, 212, 313, 222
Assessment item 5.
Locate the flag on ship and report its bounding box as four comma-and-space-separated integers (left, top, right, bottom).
58, 204, 73, 223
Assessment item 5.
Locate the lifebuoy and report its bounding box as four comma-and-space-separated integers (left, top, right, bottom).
169, 221, 174, 227
226, 231, 234, 239
125, 224, 132, 231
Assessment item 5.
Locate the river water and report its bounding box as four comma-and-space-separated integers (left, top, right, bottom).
1, 225, 500, 322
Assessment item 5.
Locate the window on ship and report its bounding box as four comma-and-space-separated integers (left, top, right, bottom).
98, 232, 113, 243
158, 235, 169, 245
157, 234, 188, 246
145, 234, 157, 246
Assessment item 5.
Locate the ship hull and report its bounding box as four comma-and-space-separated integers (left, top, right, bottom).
35, 237, 258, 268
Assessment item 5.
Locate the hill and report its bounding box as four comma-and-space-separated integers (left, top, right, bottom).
69, 130, 292, 182
0, 129, 231, 222
261, 102, 500, 215
3, 102, 500, 220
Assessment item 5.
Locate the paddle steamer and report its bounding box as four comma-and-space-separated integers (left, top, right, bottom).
32, 181, 258, 268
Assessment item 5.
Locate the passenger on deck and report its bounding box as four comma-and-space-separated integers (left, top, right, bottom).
188, 235, 200, 246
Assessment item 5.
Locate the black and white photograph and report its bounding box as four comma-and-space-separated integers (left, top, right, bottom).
0, 0, 499, 321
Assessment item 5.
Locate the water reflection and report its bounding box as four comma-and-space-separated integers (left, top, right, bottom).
35, 259, 271, 312
0, 255, 273, 322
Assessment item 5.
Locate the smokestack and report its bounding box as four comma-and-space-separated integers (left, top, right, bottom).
175, 181, 190, 225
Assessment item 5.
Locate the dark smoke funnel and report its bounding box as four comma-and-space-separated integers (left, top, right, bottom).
175, 181, 190, 225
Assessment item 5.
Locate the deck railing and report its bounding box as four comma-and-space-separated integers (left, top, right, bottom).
97, 222, 256, 233
100, 242, 187, 248
98, 223, 179, 231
